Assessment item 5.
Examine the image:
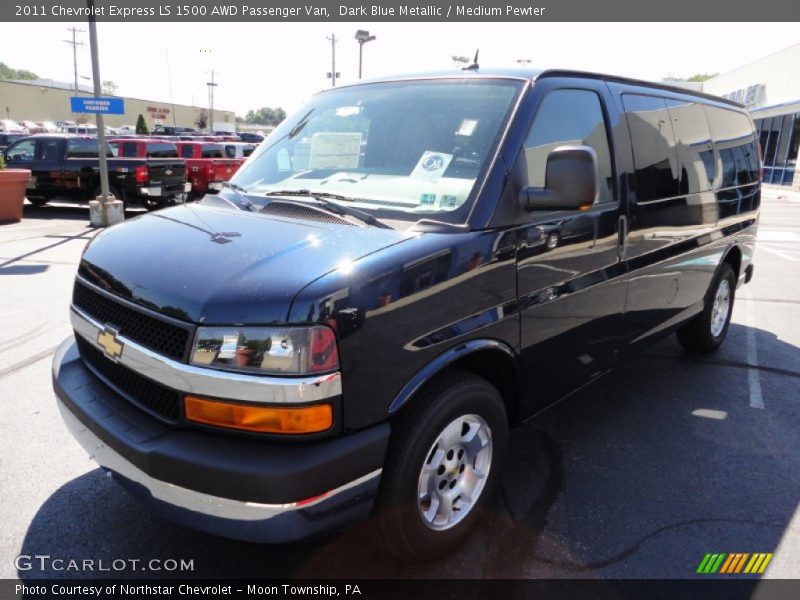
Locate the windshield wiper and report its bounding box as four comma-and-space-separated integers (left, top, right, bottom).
263, 189, 390, 228
220, 181, 256, 211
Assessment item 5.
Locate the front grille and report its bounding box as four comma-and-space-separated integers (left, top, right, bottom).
76, 335, 181, 422
73, 281, 192, 361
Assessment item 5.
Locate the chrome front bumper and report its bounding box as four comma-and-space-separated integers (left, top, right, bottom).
57, 395, 381, 542
52, 337, 388, 543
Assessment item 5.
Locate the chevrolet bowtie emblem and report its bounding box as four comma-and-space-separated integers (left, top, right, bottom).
165, 169, 173, 175
97, 327, 124, 361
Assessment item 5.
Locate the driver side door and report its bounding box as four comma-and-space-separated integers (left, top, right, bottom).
514, 80, 629, 413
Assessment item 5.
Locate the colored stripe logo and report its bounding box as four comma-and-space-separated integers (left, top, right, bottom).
697, 553, 773, 574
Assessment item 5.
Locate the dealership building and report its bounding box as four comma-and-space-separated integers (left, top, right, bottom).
0, 79, 236, 131
679, 43, 800, 190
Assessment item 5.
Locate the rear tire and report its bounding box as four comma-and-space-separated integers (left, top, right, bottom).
677, 263, 736, 353
376, 370, 508, 562
26, 196, 50, 207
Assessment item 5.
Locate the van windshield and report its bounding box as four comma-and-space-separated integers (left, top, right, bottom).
229, 78, 523, 223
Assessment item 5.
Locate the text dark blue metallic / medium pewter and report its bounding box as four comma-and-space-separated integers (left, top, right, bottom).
52, 67, 760, 561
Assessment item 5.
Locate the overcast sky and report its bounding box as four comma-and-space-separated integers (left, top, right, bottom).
1, 22, 798, 118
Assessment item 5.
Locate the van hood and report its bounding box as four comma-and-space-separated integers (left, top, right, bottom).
78, 203, 414, 324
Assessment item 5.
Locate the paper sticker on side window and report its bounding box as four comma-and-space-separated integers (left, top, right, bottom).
410, 151, 453, 182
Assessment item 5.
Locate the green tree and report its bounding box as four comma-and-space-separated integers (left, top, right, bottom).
102, 80, 118, 95
195, 109, 209, 130
0, 61, 39, 81
243, 107, 286, 126
664, 72, 718, 83
135, 114, 149, 135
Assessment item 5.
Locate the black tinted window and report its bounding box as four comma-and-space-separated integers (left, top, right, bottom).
146, 143, 178, 158
180, 145, 195, 158
665, 100, 714, 194
201, 144, 224, 158
121, 142, 139, 157
66, 138, 112, 158
224, 145, 236, 158
622, 94, 680, 202
704, 106, 758, 188
524, 89, 614, 204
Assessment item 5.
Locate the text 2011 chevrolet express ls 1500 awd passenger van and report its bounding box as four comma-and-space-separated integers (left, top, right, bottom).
52, 68, 760, 561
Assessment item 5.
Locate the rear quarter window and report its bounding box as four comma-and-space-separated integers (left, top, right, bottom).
146, 143, 179, 158
201, 144, 224, 159
703, 106, 758, 188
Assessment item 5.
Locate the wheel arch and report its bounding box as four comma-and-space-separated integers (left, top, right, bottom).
388, 339, 521, 425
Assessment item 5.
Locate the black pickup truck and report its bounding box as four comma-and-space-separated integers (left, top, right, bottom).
2, 134, 189, 210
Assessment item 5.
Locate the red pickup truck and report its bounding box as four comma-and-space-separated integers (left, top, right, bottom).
175, 142, 243, 200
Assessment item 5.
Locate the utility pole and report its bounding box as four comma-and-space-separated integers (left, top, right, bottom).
207, 70, 218, 132
63, 27, 85, 93
326, 34, 338, 86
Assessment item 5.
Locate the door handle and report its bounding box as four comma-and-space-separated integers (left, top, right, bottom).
617, 215, 628, 260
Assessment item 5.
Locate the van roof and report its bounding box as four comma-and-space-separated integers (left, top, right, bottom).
343, 67, 744, 109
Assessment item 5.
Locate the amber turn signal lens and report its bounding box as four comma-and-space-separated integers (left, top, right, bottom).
184, 396, 333, 434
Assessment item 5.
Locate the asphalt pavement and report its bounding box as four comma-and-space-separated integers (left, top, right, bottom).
1, 189, 798, 580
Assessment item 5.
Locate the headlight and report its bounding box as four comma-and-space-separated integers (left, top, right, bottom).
191, 326, 339, 375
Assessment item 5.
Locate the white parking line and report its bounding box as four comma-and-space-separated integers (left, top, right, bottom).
743, 289, 765, 410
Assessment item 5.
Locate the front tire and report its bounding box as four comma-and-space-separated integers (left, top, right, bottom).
376, 370, 508, 561
677, 263, 736, 353
26, 196, 50, 207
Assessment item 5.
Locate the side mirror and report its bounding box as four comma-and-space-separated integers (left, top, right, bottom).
519, 145, 598, 211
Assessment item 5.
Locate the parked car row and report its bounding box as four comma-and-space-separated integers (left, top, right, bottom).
1, 133, 259, 209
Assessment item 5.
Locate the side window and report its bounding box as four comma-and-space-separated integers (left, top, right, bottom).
665, 100, 714, 194
180, 145, 194, 159
122, 142, 138, 157
524, 89, 614, 204
6, 139, 36, 161
37, 139, 61, 161
622, 94, 680, 202
704, 106, 758, 188
224, 145, 236, 158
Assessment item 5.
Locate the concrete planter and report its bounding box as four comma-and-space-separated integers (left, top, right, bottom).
0, 169, 31, 223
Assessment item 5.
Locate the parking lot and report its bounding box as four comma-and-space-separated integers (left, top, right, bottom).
1, 189, 798, 580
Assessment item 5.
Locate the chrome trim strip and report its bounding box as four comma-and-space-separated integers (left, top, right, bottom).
75, 275, 196, 333
57, 396, 380, 520
70, 305, 342, 404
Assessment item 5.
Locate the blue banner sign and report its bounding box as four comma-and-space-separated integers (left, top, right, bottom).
70, 97, 125, 115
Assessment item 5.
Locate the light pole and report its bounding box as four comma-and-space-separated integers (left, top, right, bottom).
355, 30, 376, 79
207, 70, 218, 132
86, 0, 122, 227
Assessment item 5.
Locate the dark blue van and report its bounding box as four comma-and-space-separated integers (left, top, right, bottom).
52, 68, 760, 560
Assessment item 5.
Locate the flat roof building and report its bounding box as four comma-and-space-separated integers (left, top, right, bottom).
0, 79, 236, 132
695, 43, 800, 190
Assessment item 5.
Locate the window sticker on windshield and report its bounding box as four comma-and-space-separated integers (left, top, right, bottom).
309, 132, 362, 169
420, 193, 436, 205
457, 119, 478, 136
410, 151, 453, 182
440, 195, 458, 208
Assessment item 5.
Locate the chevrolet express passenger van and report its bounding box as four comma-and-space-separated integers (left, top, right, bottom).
53, 68, 760, 560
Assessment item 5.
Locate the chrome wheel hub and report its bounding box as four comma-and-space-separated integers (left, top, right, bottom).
710, 279, 731, 338
417, 414, 493, 531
